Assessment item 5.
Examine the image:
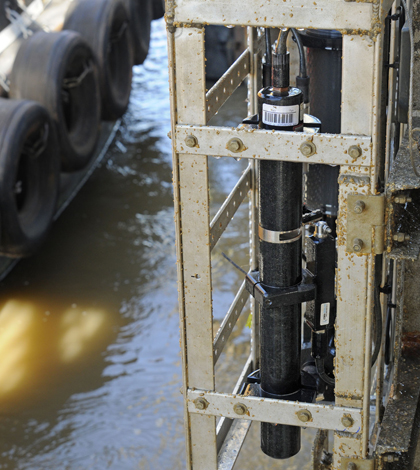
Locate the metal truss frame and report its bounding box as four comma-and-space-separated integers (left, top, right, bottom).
166, 0, 400, 468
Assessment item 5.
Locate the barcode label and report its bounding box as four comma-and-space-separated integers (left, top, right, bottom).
262, 104, 299, 127
320, 303, 330, 326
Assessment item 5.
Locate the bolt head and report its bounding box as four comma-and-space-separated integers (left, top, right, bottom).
300, 141, 316, 157
297, 410, 312, 422
194, 398, 209, 410
349, 145, 362, 159
341, 415, 354, 428
233, 403, 248, 415
185, 135, 197, 148
227, 138, 243, 153
352, 238, 364, 252
347, 463, 358, 470
353, 200, 365, 214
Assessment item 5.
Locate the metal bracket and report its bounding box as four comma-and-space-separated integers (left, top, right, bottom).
346, 194, 385, 254
341, 457, 376, 470
245, 269, 316, 308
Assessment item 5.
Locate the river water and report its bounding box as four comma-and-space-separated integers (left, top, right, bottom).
0, 19, 314, 470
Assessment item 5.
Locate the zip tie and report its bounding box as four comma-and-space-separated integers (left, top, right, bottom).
5, 6, 32, 39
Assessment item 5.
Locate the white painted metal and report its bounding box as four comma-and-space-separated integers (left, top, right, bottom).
173, 0, 373, 30
216, 355, 253, 452
210, 166, 252, 251
206, 49, 250, 122
175, 125, 372, 166
188, 390, 363, 433
167, 0, 394, 466
213, 282, 249, 364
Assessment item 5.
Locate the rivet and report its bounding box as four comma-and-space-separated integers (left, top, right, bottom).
341, 415, 354, 427
297, 409, 312, 422
233, 403, 248, 415
353, 200, 365, 214
194, 398, 209, 410
185, 135, 198, 147
352, 238, 364, 252
227, 138, 244, 153
349, 145, 362, 159
300, 141, 316, 157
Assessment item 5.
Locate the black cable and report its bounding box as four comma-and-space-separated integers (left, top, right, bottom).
265, 28, 271, 62
290, 28, 307, 78
315, 357, 335, 386
371, 285, 383, 367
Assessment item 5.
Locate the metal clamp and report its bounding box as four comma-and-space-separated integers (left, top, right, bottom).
258, 226, 302, 244
245, 269, 316, 308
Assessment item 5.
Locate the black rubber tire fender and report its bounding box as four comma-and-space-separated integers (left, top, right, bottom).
64, 0, 134, 120
0, 98, 60, 257
152, 0, 165, 20
127, 0, 152, 65
9, 31, 101, 172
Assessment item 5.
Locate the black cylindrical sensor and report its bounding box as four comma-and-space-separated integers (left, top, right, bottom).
257, 53, 303, 459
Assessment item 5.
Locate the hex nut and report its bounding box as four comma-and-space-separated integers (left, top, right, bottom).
341, 415, 354, 428
353, 200, 366, 214
352, 238, 364, 252
300, 141, 316, 157
194, 398, 209, 410
233, 403, 248, 415
297, 410, 312, 423
349, 145, 362, 159
227, 138, 244, 153
347, 463, 358, 470
185, 135, 198, 148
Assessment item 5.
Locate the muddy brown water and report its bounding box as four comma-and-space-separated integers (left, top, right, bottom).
0, 20, 314, 470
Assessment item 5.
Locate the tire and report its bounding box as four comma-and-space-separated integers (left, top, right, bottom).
64, 0, 134, 120
10, 31, 101, 172
127, 0, 152, 64
0, 98, 60, 257
152, 0, 165, 20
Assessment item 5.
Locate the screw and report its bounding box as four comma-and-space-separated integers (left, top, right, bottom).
347, 463, 358, 470
233, 403, 248, 415
227, 138, 244, 153
185, 135, 197, 147
297, 410, 312, 422
352, 238, 364, 252
393, 233, 410, 242
353, 200, 366, 214
194, 398, 209, 410
300, 141, 316, 157
341, 415, 354, 428
349, 145, 362, 159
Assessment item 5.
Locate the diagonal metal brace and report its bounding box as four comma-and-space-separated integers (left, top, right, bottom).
245, 269, 316, 308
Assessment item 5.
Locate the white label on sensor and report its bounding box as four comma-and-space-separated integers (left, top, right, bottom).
262, 104, 300, 127
320, 303, 330, 326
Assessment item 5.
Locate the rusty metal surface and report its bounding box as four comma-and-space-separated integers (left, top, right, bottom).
346, 194, 385, 254
340, 456, 375, 470
376, 356, 420, 458
387, 117, 420, 193
312, 430, 331, 470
